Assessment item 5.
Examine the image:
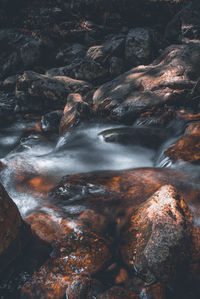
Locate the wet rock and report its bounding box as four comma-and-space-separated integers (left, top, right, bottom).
125, 27, 152, 66
59, 93, 92, 135
66, 275, 91, 299
22, 211, 111, 298
99, 126, 169, 149
15, 71, 92, 113
121, 185, 192, 287
79, 209, 109, 234
0, 183, 30, 274
3, 74, 21, 92
163, 121, 200, 164
93, 43, 200, 124
109, 56, 124, 77
165, 1, 200, 43
0, 91, 15, 125
41, 110, 63, 133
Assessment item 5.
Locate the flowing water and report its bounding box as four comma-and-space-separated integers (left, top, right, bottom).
0, 119, 157, 216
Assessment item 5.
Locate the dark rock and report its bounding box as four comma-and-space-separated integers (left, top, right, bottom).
99, 126, 169, 149
46, 58, 108, 84
0, 29, 43, 79
15, 71, 92, 113
41, 110, 63, 133
0, 91, 15, 124
59, 93, 92, 135
125, 27, 153, 66
0, 183, 30, 275
3, 74, 21, 92
55, 43, 86, 65
165, 1, 200, 43
93, 43, 200, 124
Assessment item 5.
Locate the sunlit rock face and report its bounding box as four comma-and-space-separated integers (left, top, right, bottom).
59, 93, 92, 135
22, 211, 111, 298
93, 43, 200, 124
0, 183, 29, 274
121, 185, 200, 290
164, 122, 200, 164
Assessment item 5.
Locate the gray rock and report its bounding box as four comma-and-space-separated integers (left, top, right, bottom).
16, 71, 92, 113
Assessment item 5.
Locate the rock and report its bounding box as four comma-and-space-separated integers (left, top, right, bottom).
163, 121, 200, 164
0, 183, 30, 274
46, 58, 108, 84
109, 56, 125, 77
93, 43, 200, 124
0, 91, 16, 125
3, 74, 21, 92
15, 71, 92, 113
55, 43, 86, 65
97, 286, 138, 299
59, 93, 92, 135
99, 126, 169, 149
21, 210, 111, 298
120, 185, 193, 287
165, 1, 200, 43
66, 275, 91, 299
0, 29, 43, 79
41, 110, 63, 133
125, 28, 152, 66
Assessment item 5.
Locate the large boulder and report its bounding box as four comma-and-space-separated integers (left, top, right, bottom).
121, 185, 192, 286
0, 183, 29, 274
93, 43, 200, 124
15, 71, 92, 113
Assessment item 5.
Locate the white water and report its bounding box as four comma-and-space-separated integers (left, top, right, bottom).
0, 123, 156, 216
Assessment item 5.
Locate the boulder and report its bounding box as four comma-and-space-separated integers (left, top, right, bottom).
125, 28, 152, 66
15, 71, 92, 113
41, 110, 63, 133
0, 183, 29, 274
121, 185, 192, 286
93, 43, 200, 124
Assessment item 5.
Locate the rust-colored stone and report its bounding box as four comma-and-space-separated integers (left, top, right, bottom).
22, 210, 111, 298
164, 121, 200, 163
59, 93, 92, 135
121, 185, 192, 287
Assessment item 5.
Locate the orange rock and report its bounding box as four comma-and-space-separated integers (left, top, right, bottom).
97, 286, 138, 299
22, 210, 111, 298
59, 93, 92, 135
120, 185, 193, 287
164, 122, 200, 163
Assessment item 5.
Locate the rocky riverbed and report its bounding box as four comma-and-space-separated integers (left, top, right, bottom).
1, 0, 200, 298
